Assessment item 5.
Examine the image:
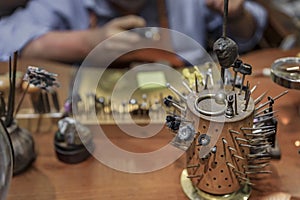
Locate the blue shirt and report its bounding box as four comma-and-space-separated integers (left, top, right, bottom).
0, 0, 267, 64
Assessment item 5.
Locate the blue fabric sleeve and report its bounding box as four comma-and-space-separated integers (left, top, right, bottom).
0, 0, 90, 61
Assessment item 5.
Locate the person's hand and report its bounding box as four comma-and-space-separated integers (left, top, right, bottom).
205, 0, 245, 19
92, 15, 146, 51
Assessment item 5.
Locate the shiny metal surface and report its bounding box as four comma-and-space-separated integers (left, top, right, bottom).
271, 57, 300, 89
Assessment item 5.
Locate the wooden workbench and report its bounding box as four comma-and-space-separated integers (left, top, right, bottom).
2, 48, 300, 200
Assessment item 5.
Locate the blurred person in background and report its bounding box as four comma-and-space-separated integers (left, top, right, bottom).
0, 0, 267, 66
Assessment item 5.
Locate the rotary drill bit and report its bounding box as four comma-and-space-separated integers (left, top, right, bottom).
213, 0, 239, 87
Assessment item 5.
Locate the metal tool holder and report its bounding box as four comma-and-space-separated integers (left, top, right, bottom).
164, 69, 285, 199
184, 85, 255, 196
163, 0, 288, 199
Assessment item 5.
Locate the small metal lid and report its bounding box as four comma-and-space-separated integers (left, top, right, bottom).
271, 57, 300, 90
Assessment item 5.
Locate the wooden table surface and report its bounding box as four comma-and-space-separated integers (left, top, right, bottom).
3, 48, 300, 200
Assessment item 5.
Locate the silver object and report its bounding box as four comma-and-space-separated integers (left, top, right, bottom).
270, 57, 300, 89
194, 93, 228, 116
171, 123, 196, 151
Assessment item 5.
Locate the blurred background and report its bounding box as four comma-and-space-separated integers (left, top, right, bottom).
255, 0, 300, 50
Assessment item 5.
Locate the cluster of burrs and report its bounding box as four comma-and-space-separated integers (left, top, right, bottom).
249, 90, 288, 160
23, 66, 60, 92
16, 66, 61, 115
163, 88, 195, 151
225, 90, 289, 189
224, 58, 254, 119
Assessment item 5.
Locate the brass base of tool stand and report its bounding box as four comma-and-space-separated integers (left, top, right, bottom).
180, 169, 251, 200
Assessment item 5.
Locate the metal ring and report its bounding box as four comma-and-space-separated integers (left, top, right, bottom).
271, 57, 300, 90
194, 93, 227, 116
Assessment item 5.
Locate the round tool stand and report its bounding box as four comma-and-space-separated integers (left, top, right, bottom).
181, 87, 255, 199
54, 130, 94, 164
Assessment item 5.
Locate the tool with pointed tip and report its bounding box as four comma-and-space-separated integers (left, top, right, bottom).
187, 164, 200, 169
204, 72, 209, 90
254, 91, 268, 105
51, 91, 60, 112
234, 93, 238, 115
255, 90, 288, 111
232, 59, 243, 90
243, 90, 251, 111
163, 95, 186, 111
244, 81, 250, 100
182, 81, 193, 93
195, 74, 199, 93
187, 174, 203, 179
239, 63, 252, 94
213, 0, 238, 87
166, 83, 187, 101
254, 110, 278, 119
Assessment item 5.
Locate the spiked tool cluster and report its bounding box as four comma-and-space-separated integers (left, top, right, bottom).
164, 62, 287, 199
15, 66, 61, 115
162, 0, 288, 198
